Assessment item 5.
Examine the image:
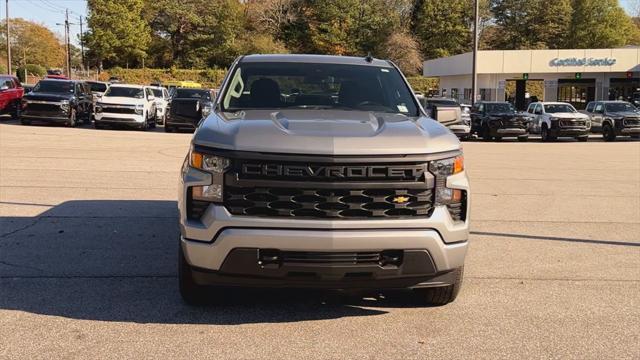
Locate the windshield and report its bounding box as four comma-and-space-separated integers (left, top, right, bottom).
104, 87, 144, 98
605, 102, 637, 113
427, 99, 459, 106
33, 80, 74, 94
174, 89, 210, 100
486, 103, 515, 114
87, 82, 108, 92
544, 104, 576, 113
151, 88, 164, 97
221, 62, 419, 116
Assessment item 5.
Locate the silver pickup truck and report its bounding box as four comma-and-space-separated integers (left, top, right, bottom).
178, 54, 470, 306
582, 100, 640, 141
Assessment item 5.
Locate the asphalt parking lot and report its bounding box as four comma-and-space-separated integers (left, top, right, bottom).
1, 121, 638, 359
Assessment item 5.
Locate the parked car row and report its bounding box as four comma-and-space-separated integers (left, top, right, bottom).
416, 94, 639, 142
1, 75, 212, 132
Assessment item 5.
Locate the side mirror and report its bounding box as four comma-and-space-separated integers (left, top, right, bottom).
96, 93, 103, 98
147, 95, 155, 101
0, 85, 9, 91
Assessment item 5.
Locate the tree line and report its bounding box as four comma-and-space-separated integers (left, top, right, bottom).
2, 0, 638, 77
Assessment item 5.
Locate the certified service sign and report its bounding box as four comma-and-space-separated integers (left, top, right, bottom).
550, 57, 616, 66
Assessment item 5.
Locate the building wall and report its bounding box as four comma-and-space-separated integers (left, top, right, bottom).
439, 72, 632, 103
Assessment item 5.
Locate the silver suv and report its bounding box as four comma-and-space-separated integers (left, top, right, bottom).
178, 55, 470, 306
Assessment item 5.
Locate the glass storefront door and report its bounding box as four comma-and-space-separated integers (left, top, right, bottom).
557, 79, 595, 110
609, 78, 640, 102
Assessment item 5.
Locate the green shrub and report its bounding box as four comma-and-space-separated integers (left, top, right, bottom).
406, 76, 439, 94
16, 64, 46, 82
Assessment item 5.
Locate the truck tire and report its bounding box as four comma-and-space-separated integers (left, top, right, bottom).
414, 266, 464, 306
541, 125, 556, 142
67, 109, 77, 127
10, 100, 21, 120
165, 125, 173, 133
481, 125, 492, 141
517, 135, 528, 142
20, 118, 31, 125
602, 123, 616, 142
179, 241, 209, 305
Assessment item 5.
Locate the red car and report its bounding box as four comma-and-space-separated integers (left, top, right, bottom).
0, 75, 24, 119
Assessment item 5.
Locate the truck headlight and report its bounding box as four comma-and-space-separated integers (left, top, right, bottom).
135, 104, 144, 115
189, 149, 230, 203
202, 105, 212, 117
60, 100, 70, 112
429, 155, 465, 209
95, 102, 103, 113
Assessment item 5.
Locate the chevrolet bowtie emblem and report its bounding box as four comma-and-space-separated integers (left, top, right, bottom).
392, 196, 410, 204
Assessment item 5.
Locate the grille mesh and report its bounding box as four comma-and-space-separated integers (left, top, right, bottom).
225, 187, 433, 219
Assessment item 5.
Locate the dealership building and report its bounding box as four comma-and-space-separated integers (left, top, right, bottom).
423, 48, 640, 109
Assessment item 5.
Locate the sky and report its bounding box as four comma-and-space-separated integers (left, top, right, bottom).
1, 0, 638, 48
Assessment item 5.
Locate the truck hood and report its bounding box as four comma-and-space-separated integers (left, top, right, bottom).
24, 92, 73, 101
607, 111, 640, 118
552, 112, 589, 119
99, 97, 145, 106
193, 109, 460, 155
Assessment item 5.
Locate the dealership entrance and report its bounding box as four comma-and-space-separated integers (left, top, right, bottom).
557, 79, 595, 110
609, 78, 640, 101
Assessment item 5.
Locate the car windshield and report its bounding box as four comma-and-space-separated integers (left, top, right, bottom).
544, 104, 576, 113
486, 103, 515, 113
151, 88, 164, 97
104, 87, 144, 98
605, 102, 637, 112
33, 80, 74, 94
175, 89, 210, 100
221, 61, 419, 116
87, 82, 108, 92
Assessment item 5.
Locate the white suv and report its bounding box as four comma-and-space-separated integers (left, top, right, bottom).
94, 84, 158, 130
149, 86, 170, 125
526, 102, 590, 142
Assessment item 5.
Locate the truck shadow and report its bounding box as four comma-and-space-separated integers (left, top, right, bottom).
0, 200, 403, 325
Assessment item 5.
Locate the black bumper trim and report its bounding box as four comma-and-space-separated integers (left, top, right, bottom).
190, 248, 457, 289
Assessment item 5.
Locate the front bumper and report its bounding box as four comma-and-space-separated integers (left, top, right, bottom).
95, 112, 144, 125
619, 127, 640, 135
20, 113, 69, 122
166, 114, 198, 128
179, 165, 470, 282
493, 128, 527, 136
447, 124, 471, 137
550, 127, 589, 137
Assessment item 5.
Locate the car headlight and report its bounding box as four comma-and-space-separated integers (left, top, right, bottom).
189, 148, 230, 203
202, 105, 212, 117
429, 155, 464, 206
550, 117, 558, 121
95, 102, 103, 113
135, 104, 144, 115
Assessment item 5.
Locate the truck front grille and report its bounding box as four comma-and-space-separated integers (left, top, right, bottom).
26, 103, 60, 112
624, 118, 640, 126
225, 187, 433, 219
102, 106, 136, 114
560, 120, 586, 127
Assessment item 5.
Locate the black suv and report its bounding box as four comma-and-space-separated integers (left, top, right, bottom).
165, 88, 214, 133
584, 101, 640, 141
20, 79, 93, 126
471, 101, 529, 141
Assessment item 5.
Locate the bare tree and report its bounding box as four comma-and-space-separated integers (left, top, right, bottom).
379, 31, 423, 75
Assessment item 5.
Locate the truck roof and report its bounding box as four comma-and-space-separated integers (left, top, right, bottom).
240, 54, 393, 68
109, 83, 145, 89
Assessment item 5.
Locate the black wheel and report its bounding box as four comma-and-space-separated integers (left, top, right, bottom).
164, 125, 173, 133
10, 100, 21, 119
541, 125, 556, 142
481, 125, 492, 141
179, 241, 209, 305
149, 113, 157, 129
20, 118, 31, 125
517, 135, 528, 142
67, 109, 77, 127
602, 123, 616, 142
577, 135, 588, 142
94, 122, 104, 130
413, 267, 464, 306
140, 117, 149, 131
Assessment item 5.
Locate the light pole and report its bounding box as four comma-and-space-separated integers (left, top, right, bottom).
471, 0, 479, 105
5, 0, 11, 74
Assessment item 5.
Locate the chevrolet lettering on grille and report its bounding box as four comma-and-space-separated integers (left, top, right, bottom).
241, 163, 426, 180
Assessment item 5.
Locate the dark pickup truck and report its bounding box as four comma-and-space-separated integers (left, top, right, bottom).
20, 79, 93, 126
583, 101, 640, 141
165, 88, 214, 132
471, 101, 529, 141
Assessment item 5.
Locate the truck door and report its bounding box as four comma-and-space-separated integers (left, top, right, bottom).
591, 103, 604, 130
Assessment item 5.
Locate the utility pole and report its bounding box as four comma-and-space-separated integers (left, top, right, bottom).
22, 47, 26, 83
5, 0, 11, 74
471, 0, 479, 105
56, 10, 72, 78
79, 16, 85, 73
